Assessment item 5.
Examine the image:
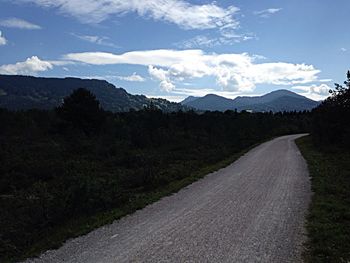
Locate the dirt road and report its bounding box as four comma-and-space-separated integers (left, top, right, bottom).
27, 134, 311, 263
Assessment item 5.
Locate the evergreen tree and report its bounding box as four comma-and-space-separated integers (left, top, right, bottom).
56, 88, 105, 134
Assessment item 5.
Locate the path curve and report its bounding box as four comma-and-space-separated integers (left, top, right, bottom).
26, 134, 311, 263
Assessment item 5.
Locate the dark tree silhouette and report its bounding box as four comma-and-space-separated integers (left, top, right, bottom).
0, 102, 311, 261
312, 71, 350, 146
56, 88, 105, 134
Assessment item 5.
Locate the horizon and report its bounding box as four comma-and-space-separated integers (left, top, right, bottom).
148, 88, 321, 103
1, 1, 349, 102
0, 73, 320, 103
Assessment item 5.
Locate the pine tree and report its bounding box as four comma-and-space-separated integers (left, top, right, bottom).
56, 88, 105, 134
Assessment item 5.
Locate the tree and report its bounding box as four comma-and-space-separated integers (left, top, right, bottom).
56, 88, 105, 135
312, 71, 350, 146
330, 70, 350, 107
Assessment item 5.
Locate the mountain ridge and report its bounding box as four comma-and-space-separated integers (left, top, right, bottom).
0, 74, 188, 112
181, 89, 320, 112
0, 74, 320, 113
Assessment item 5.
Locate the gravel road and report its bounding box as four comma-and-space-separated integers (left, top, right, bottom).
26, 134, 311, 263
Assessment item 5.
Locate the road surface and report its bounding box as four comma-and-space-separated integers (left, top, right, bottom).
26, 134, 311, 263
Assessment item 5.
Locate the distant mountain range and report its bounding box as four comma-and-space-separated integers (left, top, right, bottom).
0, 75, 187, 112
181, 90, 320, 112
0, 75, 320, 113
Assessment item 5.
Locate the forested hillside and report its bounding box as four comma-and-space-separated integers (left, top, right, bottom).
0, 75, 187, 112
0, 88, 311, 261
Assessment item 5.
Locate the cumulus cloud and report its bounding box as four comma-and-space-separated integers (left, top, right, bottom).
148, 65, 175, 91
254, 8, 282, 18
64, 49, 321, 92
0, 56, 53, 75
0, 18, 41, 29
341, 47, 347, 52
0, 31, 7, 45
292, 84, 331, 100
72, 33, 119, 48
19, 0, 239, 30
116, 72, 145, 82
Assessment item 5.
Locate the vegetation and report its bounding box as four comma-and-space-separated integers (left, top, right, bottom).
312, 71, 350, 147
1, 70, 349, 262
297, 136, 350, 262
0, 88, 311, 262
297, 71, 350, 262
0, 74, 188, 112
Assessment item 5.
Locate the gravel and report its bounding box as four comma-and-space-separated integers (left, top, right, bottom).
25, 134, 311, 263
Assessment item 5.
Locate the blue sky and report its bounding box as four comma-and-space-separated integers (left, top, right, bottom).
0, 0, 349, 101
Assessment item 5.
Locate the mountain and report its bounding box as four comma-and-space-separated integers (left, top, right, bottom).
180, 96, 199, 105
182, 94, 234, 111
181, 89, 320, 112
0, 75, 187, 112
233, 90, 304, 106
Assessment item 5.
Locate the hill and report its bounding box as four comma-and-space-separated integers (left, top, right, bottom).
185, 94, 234, 111
181, 89, 320, 112
0, 75, 187, 112
180, 96, 199, 105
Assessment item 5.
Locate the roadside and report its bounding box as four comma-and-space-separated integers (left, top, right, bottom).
25, 135, 310, 263
17, 142, 258, 262
296, 136, 350, 263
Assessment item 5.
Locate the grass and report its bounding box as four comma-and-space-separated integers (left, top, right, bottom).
296, 136, 350, 263
17, 142, 259, 262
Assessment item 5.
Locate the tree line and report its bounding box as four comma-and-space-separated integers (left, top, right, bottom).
312, 71, 350, 147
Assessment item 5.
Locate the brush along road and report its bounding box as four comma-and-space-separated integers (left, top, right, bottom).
27, 134, 311, 263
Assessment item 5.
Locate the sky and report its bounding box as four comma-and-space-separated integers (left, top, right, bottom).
0, 0, 349, 102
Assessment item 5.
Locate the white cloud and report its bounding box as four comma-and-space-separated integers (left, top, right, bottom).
254, 8, 282, 18
146, 95, 186, 103
177, 35, 220, 48
72, 33, 119, 48
116, 72, 145, 82
148, 89, 266, 102
47, 60, 75, 66
341, 47, 347, 52
64, 49, 321, 93
0, 18, 41, 29
62, 74, 143, 82
176, 33, 255, 48
320, 78, 332, 82
0, 31, 7, 45
19, 0, 239, 30
0, 56, 53, 75
64, 49, 203, 66
292, 84, 331, 100
172, 87, 242, 98
148, 65, 175, 91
